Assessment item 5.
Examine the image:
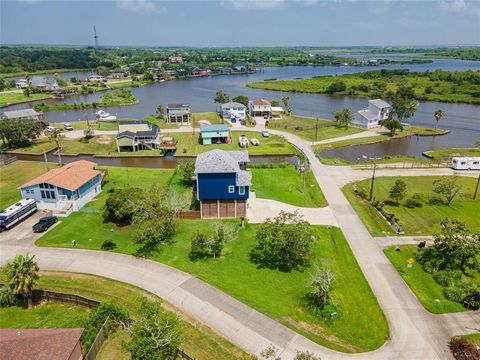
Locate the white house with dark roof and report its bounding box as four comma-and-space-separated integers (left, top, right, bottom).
352, 99, 392, 128
195, 149, 251, 219
220, 102, 246, 121
28, 75, 59, 90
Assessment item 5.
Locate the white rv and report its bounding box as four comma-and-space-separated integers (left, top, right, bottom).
451, 157, 480, 170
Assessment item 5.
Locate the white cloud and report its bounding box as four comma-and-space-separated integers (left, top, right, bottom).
440, 0, 480, 17
117, 0, 166, 14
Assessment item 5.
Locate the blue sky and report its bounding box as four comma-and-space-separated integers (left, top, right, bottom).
1, 0, 479, 47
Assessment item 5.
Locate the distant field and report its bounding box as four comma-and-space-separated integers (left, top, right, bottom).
0, 91, 54, 107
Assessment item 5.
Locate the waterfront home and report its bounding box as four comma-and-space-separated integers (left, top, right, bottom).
195, 149, 251, 218
200, 124, 231, 145
352, 99, 392, 128
168, 55, 183, 64
15, 78, 29, 88
0, 328, 84, 360
116, 121, 160, 152
221, 102, 246, 121
88, 74, 105, 82
19, 160, 102, 216
0, 108, 43, 122
108, 72, 126, 79
271, 106, 284, 120
28, 75, 59, 90
166, 103, 192, 124
233, 63, 247, 71
192, 68, 209, 77
249, 99, 271, 118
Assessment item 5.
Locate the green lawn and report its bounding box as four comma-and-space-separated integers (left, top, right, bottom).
251, 165, 327, 207
193, 112, 225, 125
0, 91, 54, 107
175, 131, 297, 156
0, 161, 59, 209
267, 115, 363, 142
247, 70, 480, 105
0, 271, 249, 360
343, 176, 480, 236
0, 302, 89, 328
384, 245, 479, 313
457, 333, 480, 345
425, 148, 480, 161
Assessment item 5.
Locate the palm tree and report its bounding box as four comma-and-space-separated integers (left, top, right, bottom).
434, 109, 444, 130
282, 96, 291, 115
156, 105, 165, 118
49, 128, 62, 165
4, 254, 39, 308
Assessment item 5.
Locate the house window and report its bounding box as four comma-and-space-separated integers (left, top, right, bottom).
41, 190, 56, 200
238, 186, 245, 195
228, 185, 235, 194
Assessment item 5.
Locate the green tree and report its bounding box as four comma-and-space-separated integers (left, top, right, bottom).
232, 95, 249, 107
282, 96, 291, 115
294, 351, 322, 360
175, 159, 195, 185
381, 118, 403, 136
434, 109, 444, 130
124, 298, 182, 360
0, 119, 42, 149
325, 80, 346, 94
156, 105, 165, 118
4, 254, 39, 309
23, 87, 32, 97
214, 90, 229, 104
433, 176, 461, 206
271, 99, 280, 107
332, 108, 352, 128
189, 231, 210, 260
389, 179, 407, 203
83, 127, 94, 139
143, 71, 154, 82
391, 86, 417, 123
103, 187, 146, 224
306, 265, 336, 310
250, 211, 315, 271
134, 207, 176, 256
0, 79, 5, 92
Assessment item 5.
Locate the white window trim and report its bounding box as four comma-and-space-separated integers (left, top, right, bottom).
228, 185, 235, 194
238, 186, 245, 195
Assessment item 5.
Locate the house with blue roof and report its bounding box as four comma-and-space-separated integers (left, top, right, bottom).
200, 124, 231, 145
195, 149, 251, 218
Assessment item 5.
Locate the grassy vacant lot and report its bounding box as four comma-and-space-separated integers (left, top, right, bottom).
0, 91, 54, 107
0, 271, 248, 360
34, 168, 387, 352
0, 302, 89, 328
425, 148, 480, 161
0, 161, 59, 209
384, 245, 480, 313
343, 176, 480, 236
175, 131, 297, 156
10, 136, 116, 156
267, 115, 363, 142
247, 70, 480, 104
251, 165, 326, 207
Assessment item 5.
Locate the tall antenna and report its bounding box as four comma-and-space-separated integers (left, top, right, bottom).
93, 25, 99, 49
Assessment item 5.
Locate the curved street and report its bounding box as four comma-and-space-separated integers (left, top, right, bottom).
1, 126, 478, 359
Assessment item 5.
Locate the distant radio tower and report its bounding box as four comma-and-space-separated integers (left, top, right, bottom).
93, 25, 99, 49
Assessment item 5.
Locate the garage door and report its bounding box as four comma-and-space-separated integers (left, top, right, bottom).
236, 200, 246, 218
201, 201, 218, 218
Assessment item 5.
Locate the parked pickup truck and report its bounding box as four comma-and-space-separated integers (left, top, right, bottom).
32, 216, 58, 233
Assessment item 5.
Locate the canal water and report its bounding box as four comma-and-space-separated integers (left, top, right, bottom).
3, 58, 479, 159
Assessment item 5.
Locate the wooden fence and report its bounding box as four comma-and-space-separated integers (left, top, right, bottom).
176, 210, 201, 219
177, 348, 196, 360
31, 289, 100, 308
84, 317, 109, 360
0, 156, 17, 167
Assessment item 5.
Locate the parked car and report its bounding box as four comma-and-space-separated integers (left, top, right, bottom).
250, 138, 260, 146
263, 115, 269, 120
64, 123, 74, 131
261, 130, 270, 137
238, 134, 249, 148
45, 126, 60, 134
32, 216, 58, 233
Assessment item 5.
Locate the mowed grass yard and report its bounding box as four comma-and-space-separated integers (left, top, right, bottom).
343, 176, 480, 236
384, 245, 480, 313
0, 161, 59, 209
0, 91, 54, 107
251, 165, 327, 207
0, 271, 249, 360
0, 302, 89, 328
267, 115, 363, 142
32, 165, 386, 352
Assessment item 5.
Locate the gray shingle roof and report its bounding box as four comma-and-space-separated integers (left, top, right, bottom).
1, 109, 40, 120
227, 151, 250, 163
237, 170, 252, 186
357, 109, 378, 121
221, 102, 246, 110
195, 149, 240, 174
368, 99, 391, 109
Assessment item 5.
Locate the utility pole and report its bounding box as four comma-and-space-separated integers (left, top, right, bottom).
369, 161, 377, 201
474, 172, 480, 200
43, 147, 49, 171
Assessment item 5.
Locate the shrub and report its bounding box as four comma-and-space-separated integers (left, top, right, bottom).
433, 269, 463, 287
450, 337, 480, 360
101, 240, 117, 250
428, 196, 444, 205
0, 287, 17, 307
405, 197, 422, 208
326, 80, 347, 94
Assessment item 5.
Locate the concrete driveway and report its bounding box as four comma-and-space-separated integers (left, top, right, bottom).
247, 192, 338, 226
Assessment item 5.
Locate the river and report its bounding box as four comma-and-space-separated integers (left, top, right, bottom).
2, 58, 479, 159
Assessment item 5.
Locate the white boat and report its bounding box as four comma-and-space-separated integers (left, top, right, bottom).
96, 110, 117, 121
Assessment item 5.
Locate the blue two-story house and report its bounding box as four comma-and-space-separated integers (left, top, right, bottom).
19, 160, 102, 216
195, 149, 251, 218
